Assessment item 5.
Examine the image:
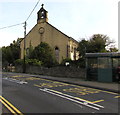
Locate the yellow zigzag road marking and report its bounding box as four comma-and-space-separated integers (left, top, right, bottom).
35, 85, 104, 104
0, 96, 23, 115
92, 100, 104, 103
49, 89, 104, 104
114, 96, 120, 98
101, 90, 118, 95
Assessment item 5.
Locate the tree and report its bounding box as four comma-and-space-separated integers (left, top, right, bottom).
88, 34, 112, 53
77, 39, 89, 58
109, 47, 118, 52
77, 34, 118, 68
2, 38, 23, 66
107, 44, 118, 52
29, 42, 57, 67
78, 34, 117, 56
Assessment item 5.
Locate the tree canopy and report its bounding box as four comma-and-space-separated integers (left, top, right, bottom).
29, 42, 57, 67
2, 38, 23, 66
77, 34, 118, 67
78, 34, 118, 58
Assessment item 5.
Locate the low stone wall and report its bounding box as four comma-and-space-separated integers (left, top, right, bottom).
15, 65, 85, 79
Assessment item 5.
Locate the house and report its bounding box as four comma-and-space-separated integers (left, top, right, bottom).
20, 4, 79, 63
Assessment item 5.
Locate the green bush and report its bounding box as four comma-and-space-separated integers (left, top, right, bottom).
15, 59, 42, 66
14, 59, 24, 65
29, 42, 57, 67
61, 58, 72, 66
61, 58, 85, 68
27, 59, 42, 66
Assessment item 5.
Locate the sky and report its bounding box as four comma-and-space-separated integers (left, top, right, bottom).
0, 0, 119, 48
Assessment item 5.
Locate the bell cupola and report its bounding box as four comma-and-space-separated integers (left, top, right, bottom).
37, 4, 48, 23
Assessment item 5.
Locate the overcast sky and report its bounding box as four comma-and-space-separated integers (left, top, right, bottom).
0, 0, 119, 48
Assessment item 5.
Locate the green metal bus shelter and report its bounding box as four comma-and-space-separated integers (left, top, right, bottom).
85, 52, 120, 82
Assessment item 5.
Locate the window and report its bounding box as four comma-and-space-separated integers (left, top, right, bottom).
55, 47, 59, 62
26, 48, 29, 57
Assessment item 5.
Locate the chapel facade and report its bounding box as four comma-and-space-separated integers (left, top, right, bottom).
20, 4, 79, 63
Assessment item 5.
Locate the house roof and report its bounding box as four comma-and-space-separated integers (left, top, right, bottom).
46, 22, 79, 44
20, 22, 79, 44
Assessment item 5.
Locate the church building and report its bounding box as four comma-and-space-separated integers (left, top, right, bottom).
20, 4, 79, 63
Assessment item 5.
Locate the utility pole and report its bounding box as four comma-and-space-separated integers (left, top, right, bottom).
23, 21, 26, 73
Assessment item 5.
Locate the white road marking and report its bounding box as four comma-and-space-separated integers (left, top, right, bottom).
39, 88, 104, 111
46, 88, 104, 108
19, 81, 28, 84
3, 77, 28, 84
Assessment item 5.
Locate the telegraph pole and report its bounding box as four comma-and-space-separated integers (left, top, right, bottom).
22, 0, 40, 73
23, 21, 26, 73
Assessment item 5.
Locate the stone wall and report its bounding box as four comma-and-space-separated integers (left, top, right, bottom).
15, 65, 85, 79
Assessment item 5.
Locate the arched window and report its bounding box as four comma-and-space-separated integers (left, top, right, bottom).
55, 47, 59, 62
26, 48, 29, 58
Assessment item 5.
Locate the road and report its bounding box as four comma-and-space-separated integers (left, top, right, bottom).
1, 72, 120, 114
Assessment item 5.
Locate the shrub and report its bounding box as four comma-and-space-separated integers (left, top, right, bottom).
29, 42, 57, 67
14, 59, 24, 65
61, 58, 72, 66
15, 59, 42, 66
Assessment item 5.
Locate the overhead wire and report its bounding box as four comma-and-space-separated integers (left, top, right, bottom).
25, 0, 40, 22
0, 0, 41, 30
0, 22, 24, 30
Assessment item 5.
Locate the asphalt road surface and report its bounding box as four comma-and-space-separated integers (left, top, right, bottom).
1, 72, 120, 114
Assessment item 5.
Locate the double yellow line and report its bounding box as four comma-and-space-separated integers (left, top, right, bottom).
0, 96, 23, 115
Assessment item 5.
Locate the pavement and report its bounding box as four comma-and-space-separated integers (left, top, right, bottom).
3, 72, 120, 93
35, 74, 120, 93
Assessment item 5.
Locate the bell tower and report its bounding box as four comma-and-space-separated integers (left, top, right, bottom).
37, 4, 48, 23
